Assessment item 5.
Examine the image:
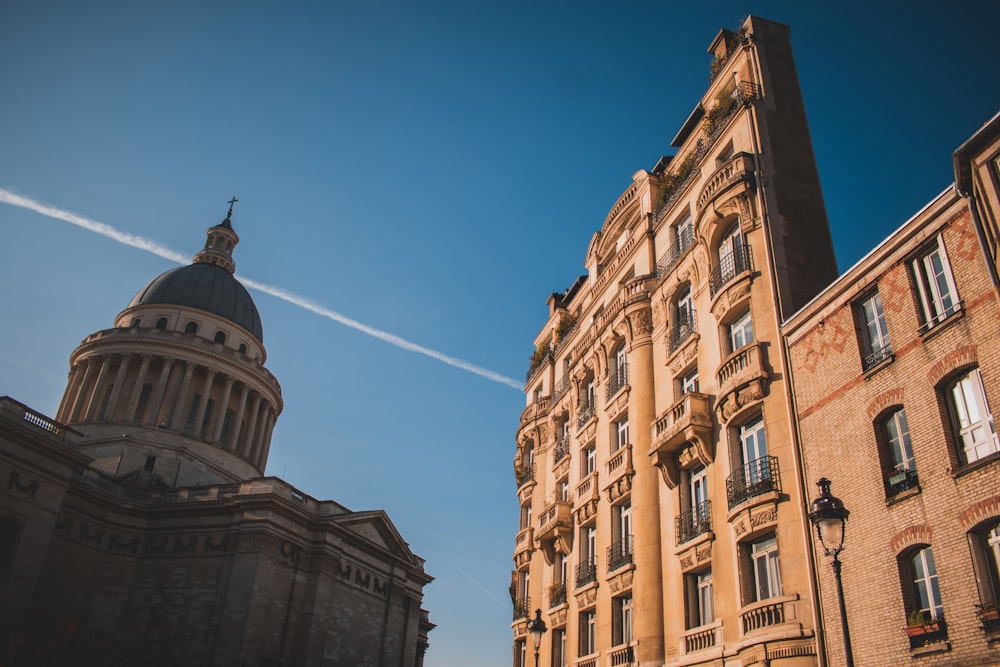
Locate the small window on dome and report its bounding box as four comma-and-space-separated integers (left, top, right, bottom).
214, 331, 226, 345
238, 343, 247, 354
155, 318, 168, 330
184, 322, 198, 335
130, 317, 141, 328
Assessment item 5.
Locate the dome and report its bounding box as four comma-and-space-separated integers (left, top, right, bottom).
128, 262, 264, 342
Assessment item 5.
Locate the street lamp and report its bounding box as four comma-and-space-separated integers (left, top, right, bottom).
527, 609, 547, 667
808, 477, 854, 667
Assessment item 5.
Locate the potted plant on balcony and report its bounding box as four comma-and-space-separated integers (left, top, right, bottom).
888, 464, 909, 487
977, 602, 1000, 629
906, 610, 946, 647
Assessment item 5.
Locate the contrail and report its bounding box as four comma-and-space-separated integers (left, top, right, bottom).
458, 568, 508, 608
0, 188, 523, 390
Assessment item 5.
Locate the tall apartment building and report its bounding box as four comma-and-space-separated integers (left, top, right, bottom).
783, 114, 1000, 666
513, 16, 836, 667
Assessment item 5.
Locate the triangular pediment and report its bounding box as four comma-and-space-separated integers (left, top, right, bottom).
331, 510, 417, 564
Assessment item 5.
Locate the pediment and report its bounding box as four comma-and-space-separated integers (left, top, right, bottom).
332, 510, 418, 564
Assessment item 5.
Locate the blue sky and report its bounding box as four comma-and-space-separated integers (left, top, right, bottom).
1, 2, 997, 665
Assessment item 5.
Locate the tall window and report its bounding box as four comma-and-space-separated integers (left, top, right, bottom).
579, 610, 596, 656
728, 309, 754, 353
612, 345, 629, 390
678, 466, 710, 544
612, 594, 633, 646
515, 640, 526, 667
970, 520, 1000, 609
676, 214, 694, 253
520, 503, 532, 530
582, 444, 596, 477
748, 536, 781, 602
681, 367, 699, 395
670, 286, 696, 353
610, 502, 633, 570
880, 408, 918, 495
857, 291, 892, 370
551, 629, 566, 667
558, 478, 570, 502
716, 224, 748, 290
947, 368, 999, 465
908, 547, 944, 622
613, 417, 629, 451
912, 236, 960, 331
739, 417, 768, 472
686, 569, 714, 628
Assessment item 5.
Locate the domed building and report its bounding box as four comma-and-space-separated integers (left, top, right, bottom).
0, 208, 433, 666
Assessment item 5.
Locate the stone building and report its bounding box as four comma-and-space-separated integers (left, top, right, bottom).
0, 209, 433, 666
783, 113, 1000, 666
512, 16, 836, 667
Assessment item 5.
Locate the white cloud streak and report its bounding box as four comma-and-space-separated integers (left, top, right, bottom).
0, 188, 523, 390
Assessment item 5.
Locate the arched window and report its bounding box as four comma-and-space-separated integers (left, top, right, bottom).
214, 331, 226, 345
970, 519, 1000, 611
945, 368, 998, 465
904, 546, 944, 622
130, 317, 141, 328
184, 322, 198, 335
238, 343, 247, 354
155, 317, 168, 330
877, 407, 918, 497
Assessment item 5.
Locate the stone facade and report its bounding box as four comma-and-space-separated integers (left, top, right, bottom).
0, 212, 432, 666
783, 115, 1000, 666
512, 16, 835, 667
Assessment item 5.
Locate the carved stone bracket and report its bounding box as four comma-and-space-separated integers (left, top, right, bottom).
677, 533, 714, 573
605, 474, 633, 504
608, 568, 634, 594
730, 499, 779, 540
575, 584, 599, 609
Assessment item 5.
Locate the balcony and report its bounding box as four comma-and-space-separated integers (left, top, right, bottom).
607, 535, 634, 572
553, 374, 571, 401
552, 438, 570, 466
680, 621, 722, 655
513, 527, 534, 567
709, 244, 752, 297
513, 596, 530, 622
515, 463, 535, 489
676, 500, 712, 545
887, 467, 919, 497
537, 500, 572, 563
650, 392, 713, 488
668, 312, 697, 354
604, 445, 633, 499
520, 396, 551, 425
726, 456, 779, 511
740, 595, 797, 635
609, 645, 634, 666
549, 582, 567, 608
862, 343, 894, 373
696, 152, 755, 213
656, 227, 695, 278
606, 365, 629, 400
576, 558, 598, 587
577, 401, 595, 429
715, 342, 769, 423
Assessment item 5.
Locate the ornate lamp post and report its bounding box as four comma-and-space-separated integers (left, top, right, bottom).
808, 477, 854, 667
527, 609, 547, 667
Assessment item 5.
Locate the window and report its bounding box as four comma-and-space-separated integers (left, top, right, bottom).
582, 444, 596, 477
907, 547, 944, 622
728, 416, 775, 509
669, 286, 696, 353
558, 478, 570, 502
520, 503, 532, 530
857, 291, 892, 371
912, 236, 960, 331
515, 640, 526, 667
579, 610, 596, 656
214, 331, 226, 344
155, 317, 168, 330
728, 309, 754, 353
748, 536, 781, 602
184, 322, 198, 335
947, 368, 999, 465
130, 317, 141, 328
686, 569, 714, 628
880, 408, 918, 495
676, 215, 694, 253
740, 417, 768, 470
610, 503, 633, 570
577, 525, 598, 586
613, 417, 629, 451
678, 466, 711, 544
681, 367, 699, 395
612, 594, 633, 646
970, 520, 1000, 610
610, 345, 629, 393
712, 224, 749, 294
238, 343, 247, 354
551, 629, 566, 667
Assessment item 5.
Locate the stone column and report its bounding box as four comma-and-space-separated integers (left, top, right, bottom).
103, 354, 132, 422
257, 413, 276, 470
125, 354, 152, 423
227, 384, 249, 451
57, 364, 84, 422
240, 393, 262, 458
146, 357, 174, 427
84, 354, 112, 421
249, 404, 271, 464
191, 370, 217, 438
624, 301, 664, 665
170, 362, 197, 431
68, 358, 98, 422
212, 377, 235, 443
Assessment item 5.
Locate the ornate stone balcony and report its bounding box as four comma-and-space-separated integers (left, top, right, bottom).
739, 594, 800, 636
649, 392, 713, 488
513, 527, 534, 568
609, 645, 635, 666
537, 500, 572, 563
520, 396, 551, 425
680, 621, 722, 656
696, 152, 755, 213
574, 472, 599, 524
603, 444, 634, 501
715, 342, 769, 423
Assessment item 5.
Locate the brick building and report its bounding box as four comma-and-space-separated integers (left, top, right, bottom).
0, 210, 433, 666
783, 113, 1000, 666
513, 16, 836, 667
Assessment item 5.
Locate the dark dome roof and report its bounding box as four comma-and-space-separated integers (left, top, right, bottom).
128, 263, 263, 341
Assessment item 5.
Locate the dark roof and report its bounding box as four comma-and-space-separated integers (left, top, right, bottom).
128, 263, 263, 342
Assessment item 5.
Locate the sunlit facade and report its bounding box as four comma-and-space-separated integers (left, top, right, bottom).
512, 16, 836, 667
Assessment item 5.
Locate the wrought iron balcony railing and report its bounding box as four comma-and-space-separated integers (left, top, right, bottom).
515, 464, 535, 488
668, 312, 697, 354
726, 455, 779, 510
549, 582, 567, 608
577, 401, 595, 429
513, 596, 530, 621
709, 245, 752, 296
606, 364, 629, 399
676, 500, 712, 544
553, 374, 571, 400
886, 467, 919, 497
862, 343, 894, 372
656, 227, 695, 278
553, 439, 569, 465
576, 558, 598, 587
607, 535, 633, 572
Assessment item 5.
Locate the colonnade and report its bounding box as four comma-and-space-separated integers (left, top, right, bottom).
57, 351, 278, 471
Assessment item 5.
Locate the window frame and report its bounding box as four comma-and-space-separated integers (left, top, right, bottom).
857, 290, 892, 371
947, 368, 999, 465
612, 594, 633, 647
912, 235, 960, 332
579, 610, 597, 656
907, 546, 944, 622
748, 535, 782, 603
969, 520, 1000, 610
728, 309, 754, 354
